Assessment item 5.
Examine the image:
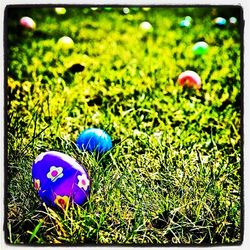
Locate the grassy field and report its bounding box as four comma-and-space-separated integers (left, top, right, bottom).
6, 6, 242, 245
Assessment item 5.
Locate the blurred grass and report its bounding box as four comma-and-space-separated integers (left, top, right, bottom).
6, 6, 242, 245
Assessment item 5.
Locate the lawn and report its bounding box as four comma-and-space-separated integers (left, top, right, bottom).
5, 6, 242, 245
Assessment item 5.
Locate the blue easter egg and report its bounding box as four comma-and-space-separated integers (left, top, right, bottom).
179, 19, 191, 27
214, 17, 227, 26
76, 128, 112, 154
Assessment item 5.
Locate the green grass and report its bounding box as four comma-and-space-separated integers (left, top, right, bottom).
6, 6, 242, 245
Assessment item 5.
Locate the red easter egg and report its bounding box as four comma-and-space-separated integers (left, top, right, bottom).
19, 16, 36, 30
177, 70, 201, 89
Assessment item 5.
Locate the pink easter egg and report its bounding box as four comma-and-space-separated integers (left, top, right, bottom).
19, 16, 36, 30
177, 70, 201, 89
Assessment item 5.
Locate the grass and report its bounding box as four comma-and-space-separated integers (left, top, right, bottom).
6, 6, 242, 245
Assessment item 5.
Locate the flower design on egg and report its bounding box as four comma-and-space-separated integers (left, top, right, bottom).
33, 179, 40, 191
77, 173, 90, 191
47, 166, 63, 182
54, 195, 70, 209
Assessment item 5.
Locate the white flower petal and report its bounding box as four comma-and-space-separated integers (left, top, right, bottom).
77, 173, 90, 190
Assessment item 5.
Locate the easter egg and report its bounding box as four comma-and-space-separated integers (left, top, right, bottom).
229, 17, 237, 24
104, 7, 112, 11
76, 128, 112, 154
57, 36, 74, 50
214, 17, 227, 26
19, 16, 36, 30
177, 70, 201, 89
32, 151, 90, 209
192, 41, 209, 55
55, 7, 66, 15
140, 21, 153, 32
122, 7, 130, 14
184, 16, 192, 22
179, 19, 191, 27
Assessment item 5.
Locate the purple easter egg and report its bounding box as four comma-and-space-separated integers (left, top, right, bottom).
32, 151, 90, 209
